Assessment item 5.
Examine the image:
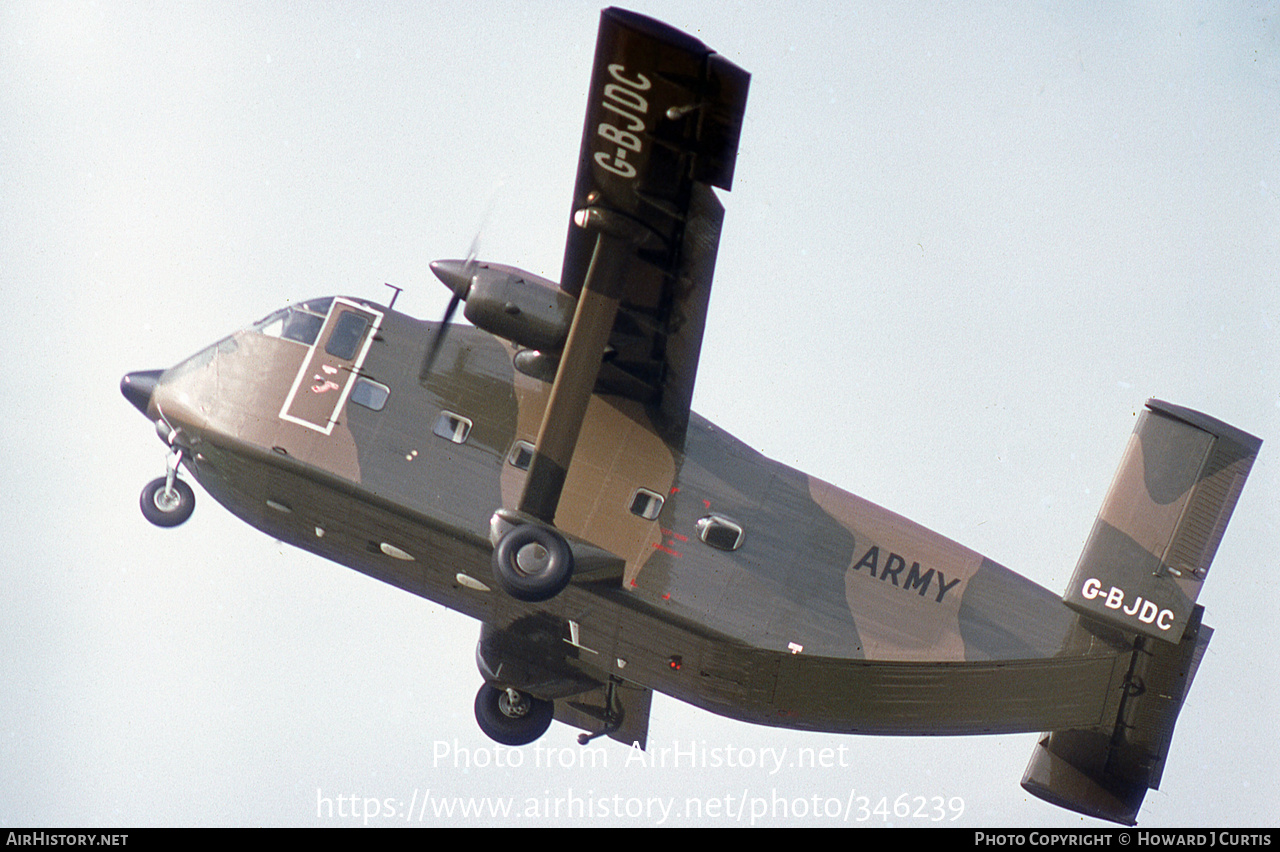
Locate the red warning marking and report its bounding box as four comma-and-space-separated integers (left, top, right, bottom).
311, 376, 340, 394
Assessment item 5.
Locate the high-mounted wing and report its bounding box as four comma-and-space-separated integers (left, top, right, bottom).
560, 8, 748, 435
518, 7, 749, 524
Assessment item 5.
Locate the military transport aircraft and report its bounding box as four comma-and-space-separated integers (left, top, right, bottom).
119, 8, 1260, 826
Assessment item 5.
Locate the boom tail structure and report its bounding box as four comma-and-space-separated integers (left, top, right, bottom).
118, 7, 1264, 825
1023, 399, 1261, 825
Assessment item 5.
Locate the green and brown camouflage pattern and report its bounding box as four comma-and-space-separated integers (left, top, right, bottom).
136, 309, 1258, 824
141, 308, 1243, 725
123, 6, 1262, 826
1063, 400, 1260, 642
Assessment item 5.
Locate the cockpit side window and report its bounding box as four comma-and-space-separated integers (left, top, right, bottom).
283, 310, 324, 345
298, 297, 334, 315
253, 302, 330, 347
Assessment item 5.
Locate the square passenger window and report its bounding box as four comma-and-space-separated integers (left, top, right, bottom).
350, 378, 390, 411
507, 440, 535, 470
696, 514, 745, 551
629, 489, 664, 520
433, 412, 472, 444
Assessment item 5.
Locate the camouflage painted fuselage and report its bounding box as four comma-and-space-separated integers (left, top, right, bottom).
146, 300, 1136, 739
125, 8, 1262, 824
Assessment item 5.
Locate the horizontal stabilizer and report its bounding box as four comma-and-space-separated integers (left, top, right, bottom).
1063, 399, 1260, 642
1021, 606, 1213, 825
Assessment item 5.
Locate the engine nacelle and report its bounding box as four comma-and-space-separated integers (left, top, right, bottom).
446, 262, 575, 352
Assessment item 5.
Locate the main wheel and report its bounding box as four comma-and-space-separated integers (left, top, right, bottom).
492, 524, 573, 601
474, 683, 554, 746
139, 477, 195, 527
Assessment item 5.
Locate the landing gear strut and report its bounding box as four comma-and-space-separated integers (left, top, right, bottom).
577, 678, 625, 745
139, 448, 195, 527
474, 683, 554, 746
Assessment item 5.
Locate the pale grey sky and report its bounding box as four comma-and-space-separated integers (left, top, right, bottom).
2, 1, 1276, 827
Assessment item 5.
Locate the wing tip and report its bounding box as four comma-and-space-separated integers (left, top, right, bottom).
603, 7, 712, 55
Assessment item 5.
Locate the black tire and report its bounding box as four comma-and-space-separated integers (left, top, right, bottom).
474, 683, 554, 746
140, 477, 195, 527
492, 524, 573, 601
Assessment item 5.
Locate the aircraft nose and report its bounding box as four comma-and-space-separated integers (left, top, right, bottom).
120, 369, 163, 416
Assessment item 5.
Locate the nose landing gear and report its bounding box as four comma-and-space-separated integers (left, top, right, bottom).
139, 448, 195, 527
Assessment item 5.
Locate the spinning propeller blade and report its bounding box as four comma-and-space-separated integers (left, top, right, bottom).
418, 291, 462, 381
418, 235, 481, 382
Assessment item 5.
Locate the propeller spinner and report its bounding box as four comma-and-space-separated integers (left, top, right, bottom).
418, 256, 478, 382
417, 257, 576, 383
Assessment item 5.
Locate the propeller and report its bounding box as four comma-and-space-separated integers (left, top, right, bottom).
418, 234, 481, 382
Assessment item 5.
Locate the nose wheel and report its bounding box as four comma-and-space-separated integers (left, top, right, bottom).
139, 448, 195, 527
140, 477, 195, 527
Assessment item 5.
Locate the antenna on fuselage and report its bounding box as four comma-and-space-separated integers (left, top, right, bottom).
383, 282, 403, 311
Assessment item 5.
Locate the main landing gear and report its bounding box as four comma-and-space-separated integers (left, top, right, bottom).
474, 683, 554, 746
491, 524, 573, 602
139, 448, 195, 527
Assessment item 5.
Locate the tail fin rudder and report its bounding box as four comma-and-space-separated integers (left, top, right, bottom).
1022, 400, 1258, 824
1062, 399, 1260, 642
